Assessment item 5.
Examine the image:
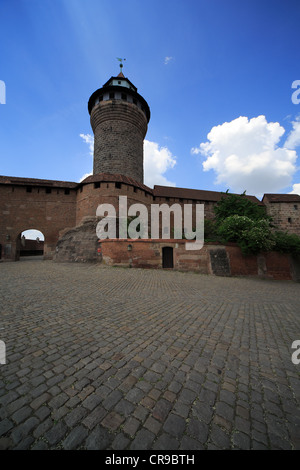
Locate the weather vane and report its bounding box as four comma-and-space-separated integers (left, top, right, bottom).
117, 57, 126, 73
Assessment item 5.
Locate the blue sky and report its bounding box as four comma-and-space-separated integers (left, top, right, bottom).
1, 0, 300, 210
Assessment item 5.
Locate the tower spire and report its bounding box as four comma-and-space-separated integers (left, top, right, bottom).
116, 57, 126, 75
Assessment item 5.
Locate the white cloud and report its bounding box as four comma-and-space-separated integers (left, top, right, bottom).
289, 183, 300, 195
79, 172, 92, 182
285, 116, 300, 150
144, 139, 176, 187
80, 133, 94, 155
192, 115, 298, 196
79, 134, 176, 188
164, 56, 173, 65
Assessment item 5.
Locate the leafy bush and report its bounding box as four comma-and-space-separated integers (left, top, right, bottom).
217, 215, 275, 254
273, 231, 300, 255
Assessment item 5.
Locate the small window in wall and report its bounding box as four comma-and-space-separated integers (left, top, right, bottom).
64, 189, 70, 195
133, 187, 137, 193
294, 205, 298, 210
115, 182, 121, 189
109, 92, 115, 99
121, 93, 127, 101
99, 95, 103, 102
118, 81, 121, 85
46, 188, 51, 194
26, 186, 32, 193
94, 182, 100, 189
288, 217, 292, 223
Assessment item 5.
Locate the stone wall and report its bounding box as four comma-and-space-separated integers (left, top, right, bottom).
264, 201, 300, 236
91, 100, 148, 182
55, 217, 99, 263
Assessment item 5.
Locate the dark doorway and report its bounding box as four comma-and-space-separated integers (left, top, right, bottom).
162, 247, 173, 269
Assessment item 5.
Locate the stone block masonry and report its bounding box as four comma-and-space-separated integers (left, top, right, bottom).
91, 100, 148, 183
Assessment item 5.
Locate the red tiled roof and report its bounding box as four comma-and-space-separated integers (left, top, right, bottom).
262, 193, 300, 203
153, 185, 263, 205
80, 173, 153, 194
0, 175, 77, 188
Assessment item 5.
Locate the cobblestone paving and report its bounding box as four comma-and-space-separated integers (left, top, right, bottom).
0, 260, 300, 450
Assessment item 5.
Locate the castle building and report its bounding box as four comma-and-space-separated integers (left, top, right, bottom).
0, 71, 299, 277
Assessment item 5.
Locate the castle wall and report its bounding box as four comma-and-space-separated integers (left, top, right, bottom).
75, 181, 216, 233
75, 181, 153, 226
264, 201, 300, 236
98, 239, 299, 281
0, 183, 76, 260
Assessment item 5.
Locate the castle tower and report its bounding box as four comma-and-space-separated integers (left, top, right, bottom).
88, 71, 150, 183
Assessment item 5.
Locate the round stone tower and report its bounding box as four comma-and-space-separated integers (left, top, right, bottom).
88, 72, 150, 183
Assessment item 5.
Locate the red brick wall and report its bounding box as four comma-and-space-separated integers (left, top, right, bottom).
226, 245, 258, 276
98, 239, 296, 280
0, 184, 76, 260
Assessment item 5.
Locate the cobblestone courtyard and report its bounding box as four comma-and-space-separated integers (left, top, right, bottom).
0, 260, 300, 450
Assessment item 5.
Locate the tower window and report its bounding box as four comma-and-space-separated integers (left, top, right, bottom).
118, 81, 121, 85
26, 186, 32, 193
99, 95, 103, 102
294, 205, 298, 210
46, 188, 51, 194
65, 189, 70, 195
115, 182, 121, 189
94, 182, 100, 189
121, 93, 127, 101
109, 92, 115, 99
288, 217, 292, 223
133, 98, 137, 105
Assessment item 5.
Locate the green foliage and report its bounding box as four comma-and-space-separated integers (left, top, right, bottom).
217, 215, 254, 242
204, 219, 219, 241
272, 231, 300, 255
217, 215, 275, 254
214, 192, 269, 223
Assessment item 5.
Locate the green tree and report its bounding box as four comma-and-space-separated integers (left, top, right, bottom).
214, 191, 269, 223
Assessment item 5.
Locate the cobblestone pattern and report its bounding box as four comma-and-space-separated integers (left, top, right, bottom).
0, 260, 299, 450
